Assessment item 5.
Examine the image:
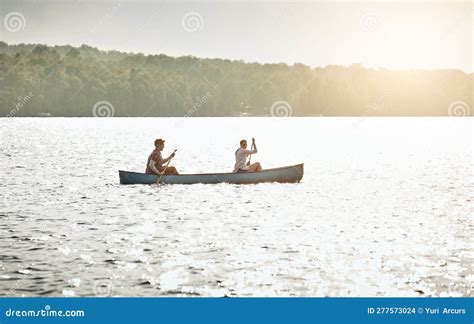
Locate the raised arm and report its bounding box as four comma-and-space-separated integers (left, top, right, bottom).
250, 138, 257, 154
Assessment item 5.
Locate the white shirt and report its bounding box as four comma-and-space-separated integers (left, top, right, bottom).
233, 147, 257, 172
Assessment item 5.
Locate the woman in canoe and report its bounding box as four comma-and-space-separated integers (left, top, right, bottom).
146, 138, 179, 175
233, 138, 262, 173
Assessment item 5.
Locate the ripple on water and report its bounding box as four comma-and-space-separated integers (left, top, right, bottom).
0, 118, 472, 296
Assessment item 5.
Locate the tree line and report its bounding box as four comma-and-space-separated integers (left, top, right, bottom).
0, 42, 472, 117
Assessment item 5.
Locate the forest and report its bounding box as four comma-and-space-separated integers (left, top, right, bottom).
0, 42, 472, 117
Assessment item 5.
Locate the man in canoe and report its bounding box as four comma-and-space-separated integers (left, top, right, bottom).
233, 138, 262, 173
146, 138, 179, 175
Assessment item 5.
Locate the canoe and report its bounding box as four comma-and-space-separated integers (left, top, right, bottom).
119, 163, 304, 185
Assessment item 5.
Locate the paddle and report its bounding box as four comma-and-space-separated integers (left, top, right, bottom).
156, 149, 177, 184
247, 137, 256, 166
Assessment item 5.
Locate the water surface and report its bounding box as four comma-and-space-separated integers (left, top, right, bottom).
0, 117, 472, 297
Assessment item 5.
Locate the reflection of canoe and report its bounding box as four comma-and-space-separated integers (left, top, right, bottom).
119, 164, 304, 185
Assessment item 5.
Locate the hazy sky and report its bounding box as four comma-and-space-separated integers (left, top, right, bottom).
1, 0, 472, 72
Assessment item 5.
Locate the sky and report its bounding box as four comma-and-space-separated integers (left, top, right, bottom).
0, 0, 472, 72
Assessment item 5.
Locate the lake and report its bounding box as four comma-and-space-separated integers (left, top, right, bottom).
0, 117, 472, 297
